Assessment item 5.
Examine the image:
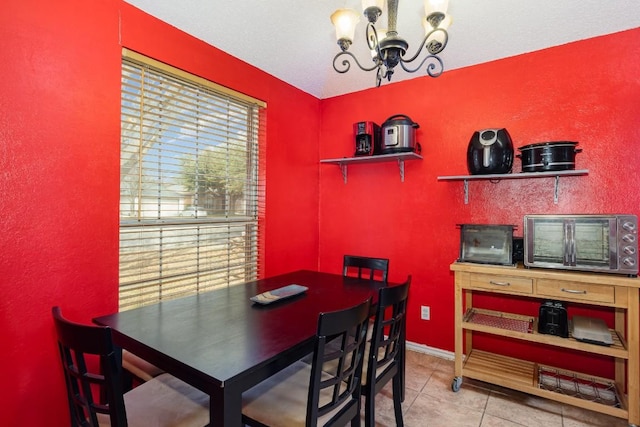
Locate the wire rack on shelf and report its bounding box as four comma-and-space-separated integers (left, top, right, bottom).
538, 365, 621, 408
463, 308, 534, 334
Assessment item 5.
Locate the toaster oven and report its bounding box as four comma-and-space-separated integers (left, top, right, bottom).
524, 214, 638, 276
458, 224, 516, 266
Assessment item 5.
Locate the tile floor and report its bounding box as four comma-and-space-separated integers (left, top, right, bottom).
370, 349, 629, 427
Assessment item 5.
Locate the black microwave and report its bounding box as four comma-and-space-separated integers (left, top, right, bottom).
524, 214, 638, 276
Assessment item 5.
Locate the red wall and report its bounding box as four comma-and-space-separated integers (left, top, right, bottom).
2, 0, 639, 424
1, 0, 320, 425
319, 28, 640, 374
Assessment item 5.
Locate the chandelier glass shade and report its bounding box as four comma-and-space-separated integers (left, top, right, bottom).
331, 0, 451, 87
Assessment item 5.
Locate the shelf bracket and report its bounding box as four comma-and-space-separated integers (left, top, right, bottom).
463, 179, 469, 204
397, 159, 405, 182
339, 163, 347, 184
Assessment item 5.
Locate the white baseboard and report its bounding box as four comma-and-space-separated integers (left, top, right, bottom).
405, 341, 455, 361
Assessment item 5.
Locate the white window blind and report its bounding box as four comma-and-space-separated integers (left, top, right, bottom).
120, 50, 266, 311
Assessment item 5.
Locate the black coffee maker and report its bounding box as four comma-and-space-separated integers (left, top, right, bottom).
354, 121, 381, 156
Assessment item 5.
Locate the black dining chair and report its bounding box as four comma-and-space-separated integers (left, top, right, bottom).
241, 297, 372, 427
362, 276, 411, 427
343, 255, 389, 282
52, 306, 210, 427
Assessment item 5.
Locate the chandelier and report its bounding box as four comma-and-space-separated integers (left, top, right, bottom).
331, 0, 451, 87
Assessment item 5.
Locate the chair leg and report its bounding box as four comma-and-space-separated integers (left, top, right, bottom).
400, 327, 406, 402
351, 412, 361, 427
392, 375, 404, 427
364, 389, 375, 427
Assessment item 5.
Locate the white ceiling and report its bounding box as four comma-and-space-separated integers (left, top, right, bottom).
123, 0, 640, 99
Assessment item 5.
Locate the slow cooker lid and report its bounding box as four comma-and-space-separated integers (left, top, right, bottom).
518, 141, 578, 151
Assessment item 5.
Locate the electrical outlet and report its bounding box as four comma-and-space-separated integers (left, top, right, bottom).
421, 305, 430, 320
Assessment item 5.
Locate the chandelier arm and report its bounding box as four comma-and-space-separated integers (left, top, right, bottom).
398, 28, 448, 64
366, 22, 377, 50
376, 65, 387, 87
366, 22, 382, 59
425, 28, 449, 55
398, 54, 444, 77
333, 51, 382, 74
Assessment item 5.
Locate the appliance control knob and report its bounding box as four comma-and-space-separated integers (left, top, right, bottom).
622, 257, 636, 267
623, 221, 637, 231
623, 246, 636, 255
622, 234, 636, 243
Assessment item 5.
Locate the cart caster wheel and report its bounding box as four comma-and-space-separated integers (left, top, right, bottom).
451, 376, 462, 392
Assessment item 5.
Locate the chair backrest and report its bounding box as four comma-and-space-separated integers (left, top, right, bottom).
365, 276, 411, 392
306, 297, 371, 427
52, 306, 127, 427
343, 255, 389, 282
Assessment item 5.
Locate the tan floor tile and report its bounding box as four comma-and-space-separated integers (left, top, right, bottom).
403, 355, 437, 393
423, 369, 491, 412
479, 413, 527, 426
404, 392, 484, 427
371, 380, 419, 418
484, 388, 563, 427
561, 404, 629, 427
358, 381, 418, 427
434, 357, 455, 375
405, 350, 443, 370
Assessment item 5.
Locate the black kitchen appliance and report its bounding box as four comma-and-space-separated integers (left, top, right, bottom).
467, 128, 514, 175
516, 141, 581, 172
512, 237, 524, 264
538, 300, 569, 338
354, 121, 381, 156
380, 114, 420, 154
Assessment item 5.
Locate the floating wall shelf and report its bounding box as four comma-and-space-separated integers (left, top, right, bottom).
437, 169, 589, 204
321, 152, 422, 183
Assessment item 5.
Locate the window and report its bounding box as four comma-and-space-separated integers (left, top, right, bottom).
119, 49, 266, 311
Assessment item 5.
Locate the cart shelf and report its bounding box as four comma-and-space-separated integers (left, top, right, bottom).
462, 308, 628, 359
463, 350, 628, 419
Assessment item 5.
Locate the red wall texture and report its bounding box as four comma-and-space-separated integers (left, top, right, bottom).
318, 28, 640, 373
1, 0, 320, 425
1, 0, 639, 424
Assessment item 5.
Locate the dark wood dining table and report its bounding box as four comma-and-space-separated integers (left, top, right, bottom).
93, 269, 391, 427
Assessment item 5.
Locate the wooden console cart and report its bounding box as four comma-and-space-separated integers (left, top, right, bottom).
451, 262, 640, 426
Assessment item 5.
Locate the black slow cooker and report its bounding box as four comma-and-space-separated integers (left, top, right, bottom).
517, 141, 581, 172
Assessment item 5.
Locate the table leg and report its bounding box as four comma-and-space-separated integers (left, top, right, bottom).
210, 385, 243, 427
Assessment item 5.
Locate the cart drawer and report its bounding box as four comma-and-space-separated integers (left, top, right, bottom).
536, 279, 615, 304
467, 273, 533, 294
